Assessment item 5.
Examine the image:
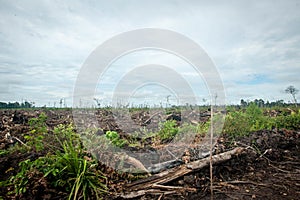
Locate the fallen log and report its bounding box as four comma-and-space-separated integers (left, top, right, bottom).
119, 147, 244, 198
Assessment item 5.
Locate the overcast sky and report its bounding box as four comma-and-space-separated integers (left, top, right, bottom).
0, 0, 299, 107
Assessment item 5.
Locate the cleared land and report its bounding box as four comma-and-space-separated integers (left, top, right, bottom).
0, 107, 299, 199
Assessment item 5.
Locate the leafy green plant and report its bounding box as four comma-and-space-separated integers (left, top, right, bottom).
275, 109, 300, 130
9, 124, 107, 200
245, 103, 266, 131
224, 104, 277, 137
53, 124, 107, 199
223, 104, 300, 139
223, 111, 251, 137
105, 130, 128, 147
126, 132, 143, 148
24, 113, 48, 151
178, 121, 210, 136
157, 120, 179, 141
9, 159, 31, 195
81, 128, 109, 151
0, 149, 10, 156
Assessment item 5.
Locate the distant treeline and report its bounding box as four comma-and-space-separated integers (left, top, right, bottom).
240, 99, 297, 108
0, 101, 34, 108
0, 99, 297, 109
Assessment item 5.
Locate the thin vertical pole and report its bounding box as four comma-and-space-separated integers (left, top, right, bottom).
210, 104, 214, 200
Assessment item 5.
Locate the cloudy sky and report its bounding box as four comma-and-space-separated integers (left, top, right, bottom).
0, 0, 299, 107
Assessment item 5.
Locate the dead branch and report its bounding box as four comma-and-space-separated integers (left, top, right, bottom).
12, 136, 29, 147
120, 189, 176, 199
186, 147, 244, 170
119, 147, 244, 198
5, 133, 29, 148
143, 111, 162, 124
220, 180, 268, 187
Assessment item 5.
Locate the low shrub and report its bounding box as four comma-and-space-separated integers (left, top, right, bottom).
24, 112, 48, 151
105, 130, 128, 148
157, 120, 178, 141
9, 124, 107, 200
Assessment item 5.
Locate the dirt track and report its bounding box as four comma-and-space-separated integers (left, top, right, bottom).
0, 109, 299, 199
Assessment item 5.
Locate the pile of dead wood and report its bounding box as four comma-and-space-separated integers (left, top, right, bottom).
118, 147, 244, 198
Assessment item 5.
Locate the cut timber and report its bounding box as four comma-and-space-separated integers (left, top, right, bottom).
119, 147, 244, 198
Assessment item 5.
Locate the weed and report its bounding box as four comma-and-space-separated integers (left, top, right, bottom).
81, 128, 109, 151
24, 113, 47, 151
105, 131, 128, 148
275, 110, 300, 130
9, 123, 107, 199
9, 159, 31, 195
0, 149, 10, 156
127, 132, 143, 148
223, 111, 250, 137
157, 120, 178, 141
178, 121, 210, 136
223, 104, 300, 139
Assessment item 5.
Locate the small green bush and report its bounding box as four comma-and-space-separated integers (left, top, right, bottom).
223, 111, 251, 137
157, 120, 178, 141
9, 124, 107, 200
223, 105, 300, 138
105, 131, 128, 148
224, 103, 272, 136
178, 121, 210, 136
24, 113, 48, 151
275, 109, 300, 130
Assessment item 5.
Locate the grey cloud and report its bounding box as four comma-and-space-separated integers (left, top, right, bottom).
1, 0, 300, 105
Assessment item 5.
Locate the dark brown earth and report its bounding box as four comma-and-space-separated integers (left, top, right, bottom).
0, 109, 299, 200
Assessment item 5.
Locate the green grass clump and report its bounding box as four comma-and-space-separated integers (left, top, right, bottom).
9, 123, 107, 200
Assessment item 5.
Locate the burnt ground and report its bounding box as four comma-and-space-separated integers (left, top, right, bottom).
0, 109, 299, 200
